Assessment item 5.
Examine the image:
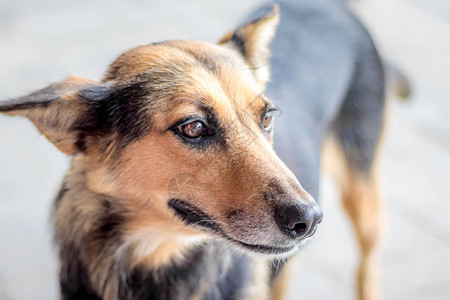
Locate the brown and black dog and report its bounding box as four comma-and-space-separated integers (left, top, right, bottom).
0, 5, 324, 300
0, 0, 409, 298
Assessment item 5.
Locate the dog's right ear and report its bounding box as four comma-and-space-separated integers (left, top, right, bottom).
218, 5, 279, 89
0, 76, 103, 155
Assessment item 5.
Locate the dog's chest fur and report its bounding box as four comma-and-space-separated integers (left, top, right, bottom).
60, 239, 254, 300
122, 244, 251, 300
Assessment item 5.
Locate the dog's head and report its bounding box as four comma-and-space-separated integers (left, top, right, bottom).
0, 6, 321, 260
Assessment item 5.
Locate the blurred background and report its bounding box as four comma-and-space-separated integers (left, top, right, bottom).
0, 0, 449, 299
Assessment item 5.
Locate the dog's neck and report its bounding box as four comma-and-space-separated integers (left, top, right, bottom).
54, 156, 270, 299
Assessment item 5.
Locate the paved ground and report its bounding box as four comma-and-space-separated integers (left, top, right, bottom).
0, 0, 449, 299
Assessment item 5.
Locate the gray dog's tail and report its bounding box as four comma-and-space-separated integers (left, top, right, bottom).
384, 61, 412, 100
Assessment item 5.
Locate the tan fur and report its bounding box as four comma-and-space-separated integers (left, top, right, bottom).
270, 260, 294, 300
322, 136, 383, 300
243, 258, 271, 300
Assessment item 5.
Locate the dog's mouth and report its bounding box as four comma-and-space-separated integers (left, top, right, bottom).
168, 198, 219, 230
168, 199, 301, 255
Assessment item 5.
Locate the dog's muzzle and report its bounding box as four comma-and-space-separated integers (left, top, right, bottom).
168, 198, 323, 256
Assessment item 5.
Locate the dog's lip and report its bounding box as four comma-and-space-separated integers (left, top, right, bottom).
223, 235, 297, 255
168, 198, 218, 231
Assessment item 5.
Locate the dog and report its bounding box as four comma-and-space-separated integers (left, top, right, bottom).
0, 5, 322, 300
0, 1, 409, 299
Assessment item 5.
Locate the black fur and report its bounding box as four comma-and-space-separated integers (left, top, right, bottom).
59, 245, 102, 300
60, 239, 251, 300
78, 81, 152, 153
226, 209, 244, 221
332, 49, 385, 173
75, 69, 184, 156
91, 199, 127, 243
54, 183, 69, 206
230, 33, 247, 58
58, 198, 127, 299
120, 242, 251, 300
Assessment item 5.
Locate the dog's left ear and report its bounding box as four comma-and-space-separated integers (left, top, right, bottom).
0, 76, 102, 155
218, 4, 279, 87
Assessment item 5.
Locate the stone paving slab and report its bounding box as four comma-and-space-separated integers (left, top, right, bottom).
0, 0, 449, 299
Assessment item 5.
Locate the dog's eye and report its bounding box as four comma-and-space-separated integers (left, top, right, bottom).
178, 120, 206, 138
262, 111, 273, 131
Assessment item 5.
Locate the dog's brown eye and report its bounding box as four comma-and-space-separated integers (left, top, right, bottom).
179, 121, 205, 138
262, 112, 273, 131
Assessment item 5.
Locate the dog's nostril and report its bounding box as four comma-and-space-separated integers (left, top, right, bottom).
283, 221, 307, 232
292, 222, 307, 232
275, 202, 322, 239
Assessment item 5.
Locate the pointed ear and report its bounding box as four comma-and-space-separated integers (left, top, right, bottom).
0, 76, 100, 155
218, 5, 279, 87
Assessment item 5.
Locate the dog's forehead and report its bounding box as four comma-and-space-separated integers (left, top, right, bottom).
103, 41, 268, 118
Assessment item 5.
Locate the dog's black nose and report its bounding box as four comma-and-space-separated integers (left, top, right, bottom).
275, 202, 323, 239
